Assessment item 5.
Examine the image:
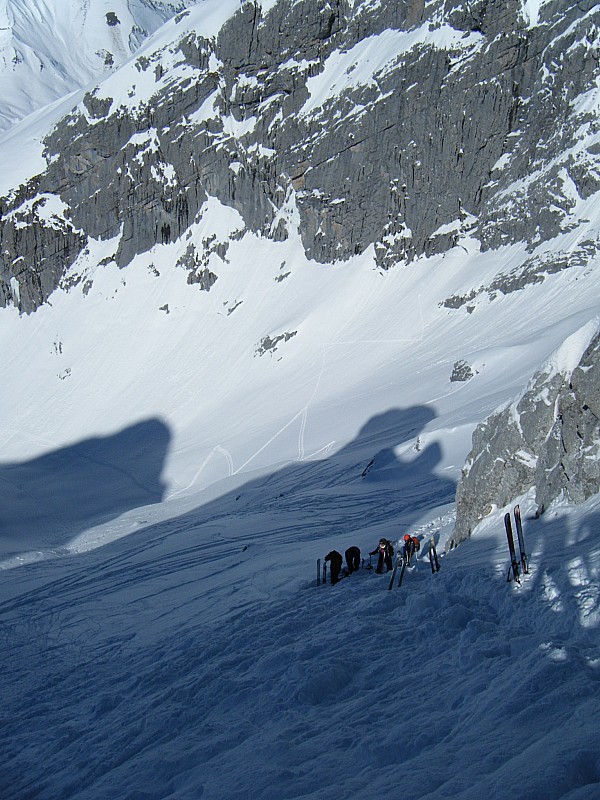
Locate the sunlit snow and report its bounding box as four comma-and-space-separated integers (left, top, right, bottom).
1, 2, 600, 799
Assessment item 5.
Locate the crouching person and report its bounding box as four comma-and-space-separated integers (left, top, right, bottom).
324, 550, 343, 585
345, 546, 361, 574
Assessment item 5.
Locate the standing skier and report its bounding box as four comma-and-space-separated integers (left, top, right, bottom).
345, 546, 361, 574
402, 534, 415, 564
370, 538, 394, 574
324, 551, 343, 585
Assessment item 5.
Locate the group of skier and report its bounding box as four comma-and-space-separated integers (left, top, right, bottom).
323, 546, 360, 585
323, 534, 421, 585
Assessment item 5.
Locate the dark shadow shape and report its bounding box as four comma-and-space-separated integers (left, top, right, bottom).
0, 418, 171, 555
344, 406, 434, 454
69, 406, 455, 561
237, 406, 452, 524
518, 509, 600, 632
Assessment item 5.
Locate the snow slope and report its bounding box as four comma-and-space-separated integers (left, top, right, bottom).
1, 460, 599, 799
0, 0, 197, 132
1, 195, 599, 798
0, 1, 599, 798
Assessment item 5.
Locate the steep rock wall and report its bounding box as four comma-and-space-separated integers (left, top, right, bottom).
1, 0, 599, 312
451, 322, 600, 547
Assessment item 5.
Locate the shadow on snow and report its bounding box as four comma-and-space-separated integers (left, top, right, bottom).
136, 405, 456, 560
1, 405, 452, 565
0, 418, 171, 556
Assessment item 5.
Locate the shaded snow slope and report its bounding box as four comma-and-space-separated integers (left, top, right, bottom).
1, 471, 599, 798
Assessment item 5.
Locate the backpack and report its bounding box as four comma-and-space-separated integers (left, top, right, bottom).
412, 537, 420, 551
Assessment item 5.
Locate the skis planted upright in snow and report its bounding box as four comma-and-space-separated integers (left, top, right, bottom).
504, 512, 521, 584
397, 559, 407, 588
428, 538, 440, 573
388, 555, 401, 590
317, 558, 321, 586
513, 505, 529, 575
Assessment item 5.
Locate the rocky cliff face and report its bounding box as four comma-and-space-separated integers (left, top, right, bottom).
451, 321, 600, 547
1, 0, 599, 313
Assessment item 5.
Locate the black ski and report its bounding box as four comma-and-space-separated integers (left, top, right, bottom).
428, 538, 440, 573
388, 555, 401, 590
397, 559, 407, 588
317, 558, 321, 586
513, 505, 529, 575
322, 561, 327, 585
504, 512, 520, 584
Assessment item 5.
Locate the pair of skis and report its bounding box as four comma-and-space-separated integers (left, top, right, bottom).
387, 536, 440, 590
504, 504, 529, 584
387, 554, 406, 589
428, 538, 440, 574
388, 537, 440, 589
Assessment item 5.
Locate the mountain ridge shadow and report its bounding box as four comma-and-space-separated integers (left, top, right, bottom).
0, 418, 171, 557
90, 405, 455, 561
0, 406, 455, 566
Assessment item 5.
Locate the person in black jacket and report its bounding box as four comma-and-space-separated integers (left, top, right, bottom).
345, 546, 361, 574
324, 550, 343, 584
369, 538, 394, 573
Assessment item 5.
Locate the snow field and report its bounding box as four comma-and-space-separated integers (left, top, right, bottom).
1, 482, 599, 799
1, 1, 600, 797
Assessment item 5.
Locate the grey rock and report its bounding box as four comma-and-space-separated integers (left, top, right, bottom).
256, 331, 298, 356
1, 0, 600, 312
441, 238, 600, 310
187, 268, 218, 292
452, 329, 600, 547
536, 334, 600, 512
450, 360, 476, 383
